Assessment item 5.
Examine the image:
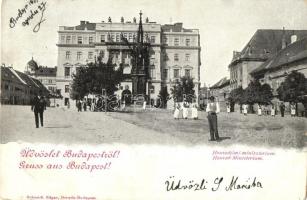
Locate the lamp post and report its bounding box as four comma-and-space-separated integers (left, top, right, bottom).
207, 84, 210, 105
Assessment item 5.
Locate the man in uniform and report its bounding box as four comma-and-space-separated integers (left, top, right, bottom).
31, 91, 47, 128
206, 96, 220, 141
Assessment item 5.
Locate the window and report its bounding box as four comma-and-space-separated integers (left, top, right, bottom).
77, 52, 82, 60
123, 33, 127, 39
150, 57, 155, 65
77, 36, 82, 44
128, 33, 132, 42
61, 35, 65, 43
66, 36, 71, 44
65, 51, 71, 59
185, 54, 190, 61
163, 69, 168, 79
150, 66, 156, 79
150, 36, 155, 43
150, 85, 155, 94
48, 79, 53, 84
174, 69, 180, 78
4, 84, 9, 90
88, 52, 93, 59
185, 38, 190, 46
174, 53, 179, 61
163, 36, 168, 44
65, 85, 69, 93
174, 38, 179, 46
89, 36, 93, 44
185, 69, 191, 77
64, 67, 70, 77
116, 34, 120, 42
99, 50, 104, 58
111, 34, 115, 41
100, 35, 105, 42
72, 36, 76, 44
163, 53, 168, 61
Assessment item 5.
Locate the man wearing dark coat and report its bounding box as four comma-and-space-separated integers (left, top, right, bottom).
31, 92, 47, 128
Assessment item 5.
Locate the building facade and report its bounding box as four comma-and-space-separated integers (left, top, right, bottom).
209, 77, 230, 112
228, 29, 307, 90
25, 58, 57, 94
251, 37, 307, 96
1, 65, 49, 105
56, 14, 201, 106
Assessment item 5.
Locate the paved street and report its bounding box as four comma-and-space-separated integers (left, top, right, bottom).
0, 105, 184, 145
1, 105, 306, 147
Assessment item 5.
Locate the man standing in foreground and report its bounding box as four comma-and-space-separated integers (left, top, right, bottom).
31, 91, 47, 128
206, 96, 220, 141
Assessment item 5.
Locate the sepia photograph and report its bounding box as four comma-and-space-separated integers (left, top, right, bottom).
1, 0, 307, 199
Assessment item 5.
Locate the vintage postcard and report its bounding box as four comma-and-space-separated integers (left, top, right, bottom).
1, 0, 307, 199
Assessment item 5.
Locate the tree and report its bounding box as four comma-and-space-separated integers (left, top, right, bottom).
242, 80, 273, 105
277, 71, 307, 116
228, 81, 273, 113
259, 83, 273, 105
228, 86, 244, 111
158, 86, 170, 108
228, 86, 244, 104
170, 76, 195, 102
70, 57, 124, 100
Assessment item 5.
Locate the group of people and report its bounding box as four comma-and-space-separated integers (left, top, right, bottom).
76, 99, 89, 112
242, 102, 296, 117
173, 96, 220, 142
173, 101, 198, 120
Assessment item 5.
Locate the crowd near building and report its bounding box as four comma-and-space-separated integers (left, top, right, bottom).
56, 13, 201, 107
210, 28, 307, 115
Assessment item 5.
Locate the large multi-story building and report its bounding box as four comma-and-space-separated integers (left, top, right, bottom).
56, 13, 201, 107
228, 29, 307, 90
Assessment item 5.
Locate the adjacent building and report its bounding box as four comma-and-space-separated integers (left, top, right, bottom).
209, 77, 230, 112
25, 58, 57, 93
1, 65, 49, 105
228, 29, 307, 90
251, 37, 307, 96
56, 13, 201, 106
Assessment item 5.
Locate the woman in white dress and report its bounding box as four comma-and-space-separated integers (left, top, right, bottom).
290, 103, 296, 117
271, 104, 275, 117
243, 104, 248, 115
143, 101, 147, 110
173, 103, 180, 119
226, 103, 231, 113
257, 104, 262, 116
182, 101, 188, 119
191, 103, 198, 120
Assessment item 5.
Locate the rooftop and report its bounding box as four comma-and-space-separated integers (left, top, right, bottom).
210, 77, 230, 89
230, 29, 307, 66
251, 37, 307, 75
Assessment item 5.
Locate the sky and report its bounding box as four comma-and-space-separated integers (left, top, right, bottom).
1, 0, 307, 86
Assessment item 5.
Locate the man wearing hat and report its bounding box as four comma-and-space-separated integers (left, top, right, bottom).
206, 96, 220, 141
31, 91, 47, 128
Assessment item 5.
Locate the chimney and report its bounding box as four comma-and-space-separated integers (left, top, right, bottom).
282, 27, 287, 49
